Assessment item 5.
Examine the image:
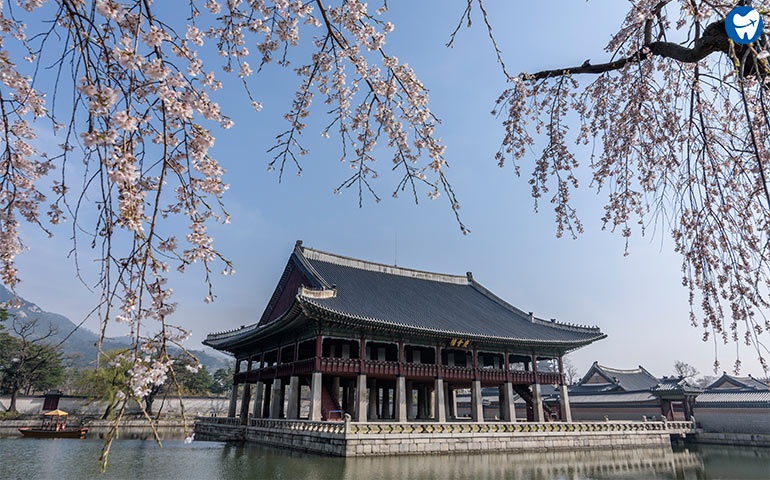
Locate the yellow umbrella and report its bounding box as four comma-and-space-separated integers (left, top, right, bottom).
44, 409, 68, 416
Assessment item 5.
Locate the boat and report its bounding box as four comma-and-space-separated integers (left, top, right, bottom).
18, 409, 88, 439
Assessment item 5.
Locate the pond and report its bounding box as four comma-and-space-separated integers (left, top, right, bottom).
0, 438, 768, 479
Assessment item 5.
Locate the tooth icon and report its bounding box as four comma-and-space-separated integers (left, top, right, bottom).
734, 9, 761, 41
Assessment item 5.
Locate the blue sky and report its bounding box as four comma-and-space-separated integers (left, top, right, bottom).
12, 1, 767, 378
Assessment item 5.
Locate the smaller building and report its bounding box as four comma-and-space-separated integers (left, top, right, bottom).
546, 362, 662, 421
695, 373, 770, 434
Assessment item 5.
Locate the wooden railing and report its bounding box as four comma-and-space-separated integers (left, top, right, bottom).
320, 357, 359, 375
402, 362, 438, 379
442, 365, 474, 381
235, 358, 564, 385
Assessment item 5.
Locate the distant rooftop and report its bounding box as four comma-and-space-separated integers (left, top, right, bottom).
572, 362, 660, 393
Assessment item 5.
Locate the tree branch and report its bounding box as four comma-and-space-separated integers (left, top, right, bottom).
528, 20, 729, 80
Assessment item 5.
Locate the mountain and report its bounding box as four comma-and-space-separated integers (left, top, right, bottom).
0, 286, 230, 372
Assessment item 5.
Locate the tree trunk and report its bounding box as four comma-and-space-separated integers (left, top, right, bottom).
102, 401, 114, 420
145, 393, 155, 417
7, 388, 18, 413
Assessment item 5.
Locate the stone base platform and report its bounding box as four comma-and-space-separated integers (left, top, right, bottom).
194, 417, 694, 457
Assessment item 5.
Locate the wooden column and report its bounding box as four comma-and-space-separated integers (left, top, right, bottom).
314, 335, 322, 371
359, 336, 366, 372
504, 349, 511, 382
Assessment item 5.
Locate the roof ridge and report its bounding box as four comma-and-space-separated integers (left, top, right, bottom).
597, 364, 650, 375
299, 245, 469, 285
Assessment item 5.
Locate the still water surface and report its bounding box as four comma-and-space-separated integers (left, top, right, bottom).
0, 438, 768, 480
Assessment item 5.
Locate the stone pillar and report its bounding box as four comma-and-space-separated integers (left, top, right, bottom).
450, 386, 458, 419
395, 376, 407, 422
559, 383, 572, 422
428, 387, 435, 418
286, 376, 300, 419
355, 373, 368, 422
227, 383, 238, 417
471, 379, 484, 422
332, 376, 341, 405
278, 381, 287, 418
252, 381, 264, 418
261, 381, 272, 418
532, 383, 545, 422
416, 385, 426, 419
405, 380, 414, 419
444, 383, 451, 420
434, 378, 446, 423
501, 382, 516, 422
239, 383, 252, 424
270, 378, 283, 419
379, 387, 388, 419
346, 380, 356, 415
368, 379, 379, 420
309, 371, 323, 421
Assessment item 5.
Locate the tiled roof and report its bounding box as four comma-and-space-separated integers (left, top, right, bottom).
294, 244, 605, 345
651, 377, 702, 395
696, 390, 770, 405
573, 362, 659, 393
705, 373, 770, 392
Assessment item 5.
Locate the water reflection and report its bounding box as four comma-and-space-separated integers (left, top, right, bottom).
338, 447, 703, 480
1, 438, 768, 480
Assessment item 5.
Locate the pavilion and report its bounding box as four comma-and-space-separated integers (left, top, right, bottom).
203, 241, 606, 425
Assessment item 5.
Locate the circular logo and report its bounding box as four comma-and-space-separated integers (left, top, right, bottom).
726, 6, 764, 44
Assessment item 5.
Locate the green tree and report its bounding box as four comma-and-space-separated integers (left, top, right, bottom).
210, 366, 234, 396
0, 315, 65, 412
76, 350, 131, 419
177, 364, 213, 396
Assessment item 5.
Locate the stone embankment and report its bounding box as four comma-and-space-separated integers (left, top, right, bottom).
194, 417, 694, 457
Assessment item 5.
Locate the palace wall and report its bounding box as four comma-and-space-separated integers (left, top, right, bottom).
0, 394, 229, 417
